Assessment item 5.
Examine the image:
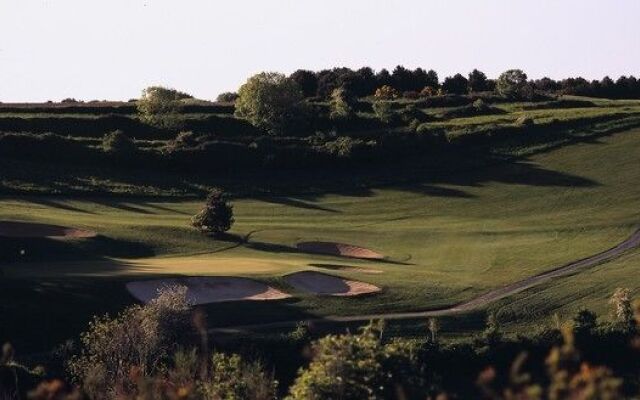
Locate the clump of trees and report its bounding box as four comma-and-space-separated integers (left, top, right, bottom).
191, 188, 235, 236
235, 72, 306, 134
137, 86, 191, 128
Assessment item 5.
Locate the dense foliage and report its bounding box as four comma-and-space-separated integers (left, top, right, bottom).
234, 72, 306, 134
191, 189, 235, 236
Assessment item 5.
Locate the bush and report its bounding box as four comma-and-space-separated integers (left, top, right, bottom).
374, 85, 399, 100
329, 87, 356, 120
287, 322, 425, 400
202, 353, 276, 400
372, 100, 395, 123
514, 115, 534, 127
68, 286, 191, 398
191, 188, 235, 236
102, 130, 137, 155
235, 72, 306, 135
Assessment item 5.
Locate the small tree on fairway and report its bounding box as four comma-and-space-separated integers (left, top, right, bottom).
191, 189, 234, 236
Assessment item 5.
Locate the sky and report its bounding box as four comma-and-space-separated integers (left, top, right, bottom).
0, 0, 639, 102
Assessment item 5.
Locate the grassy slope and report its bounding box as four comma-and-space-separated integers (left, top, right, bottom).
2, 123, 640, 351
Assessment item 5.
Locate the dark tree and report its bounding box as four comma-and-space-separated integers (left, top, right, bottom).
442, 74, 469, 94
290, 69, 318, 98
392, 65, 415, 92
375, 69, 392, 88
468, 69, 489, 92
425, 69, 439, 89
191, 188, 235, 236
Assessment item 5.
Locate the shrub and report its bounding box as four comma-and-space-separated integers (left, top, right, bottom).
68, 286, 191, 398
373, 85, 399, 100
235, 72, 306, 135
164, 131, 198, 153
287, 322, 424, 400
137, 86, 190, 128
419, 86, 437, 97
201, 353, 276, 400
102, 130, 136, 155
191, 188, 235, 236
514, 115, 534, 127
372, 100, 395, 123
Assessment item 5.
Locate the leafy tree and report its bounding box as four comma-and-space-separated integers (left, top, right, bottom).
137, 86, 190, 128
468, 69, 489, 92
496, 69, 528, 99
289, 69, 318, 98
329, 87, 356, 120
235, 72, 305, 134
191, 188, 235, 236
442, 74, 469, 94
216, 92, 239, 103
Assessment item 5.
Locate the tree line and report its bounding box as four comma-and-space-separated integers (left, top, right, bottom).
277, 66, 640, 99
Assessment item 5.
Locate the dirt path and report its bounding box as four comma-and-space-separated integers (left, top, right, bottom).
212, 229, 640, 333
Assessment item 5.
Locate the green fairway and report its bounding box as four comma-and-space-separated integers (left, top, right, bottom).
2, 126, 640, 351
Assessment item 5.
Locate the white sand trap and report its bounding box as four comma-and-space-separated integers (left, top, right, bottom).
285, 271, 381, 297
126, 276, 291, 305
297, 241, 385, 260
0, 221, 97, 239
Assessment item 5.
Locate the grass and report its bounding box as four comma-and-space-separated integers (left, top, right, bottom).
2, 121, 640, 352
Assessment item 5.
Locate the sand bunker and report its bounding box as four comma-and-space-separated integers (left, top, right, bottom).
0, 221, 96, 239
297, 241, 385, 260
126, 276, 291, 305
285, 271, 381, 297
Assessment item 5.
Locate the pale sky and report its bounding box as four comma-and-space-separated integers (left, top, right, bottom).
0, 0, 638, 102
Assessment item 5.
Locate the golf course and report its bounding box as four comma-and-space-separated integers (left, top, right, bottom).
2, 111, 640, 352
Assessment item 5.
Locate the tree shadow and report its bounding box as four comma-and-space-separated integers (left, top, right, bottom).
255, 196, 341, 213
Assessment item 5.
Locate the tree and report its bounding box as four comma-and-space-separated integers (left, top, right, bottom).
468, 69, 489, 92
216, 92, 239, 103
289, 69, 318, 98
442, 74, 469, 95
235, 72, 305, 134
191, 188, 235, 236
137, 86, 190, 128
329, 87, 356, 120
496, 69, 528, 99
428, 317, 439, 343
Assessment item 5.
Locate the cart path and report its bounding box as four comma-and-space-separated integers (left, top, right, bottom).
212, 229, 640, 333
